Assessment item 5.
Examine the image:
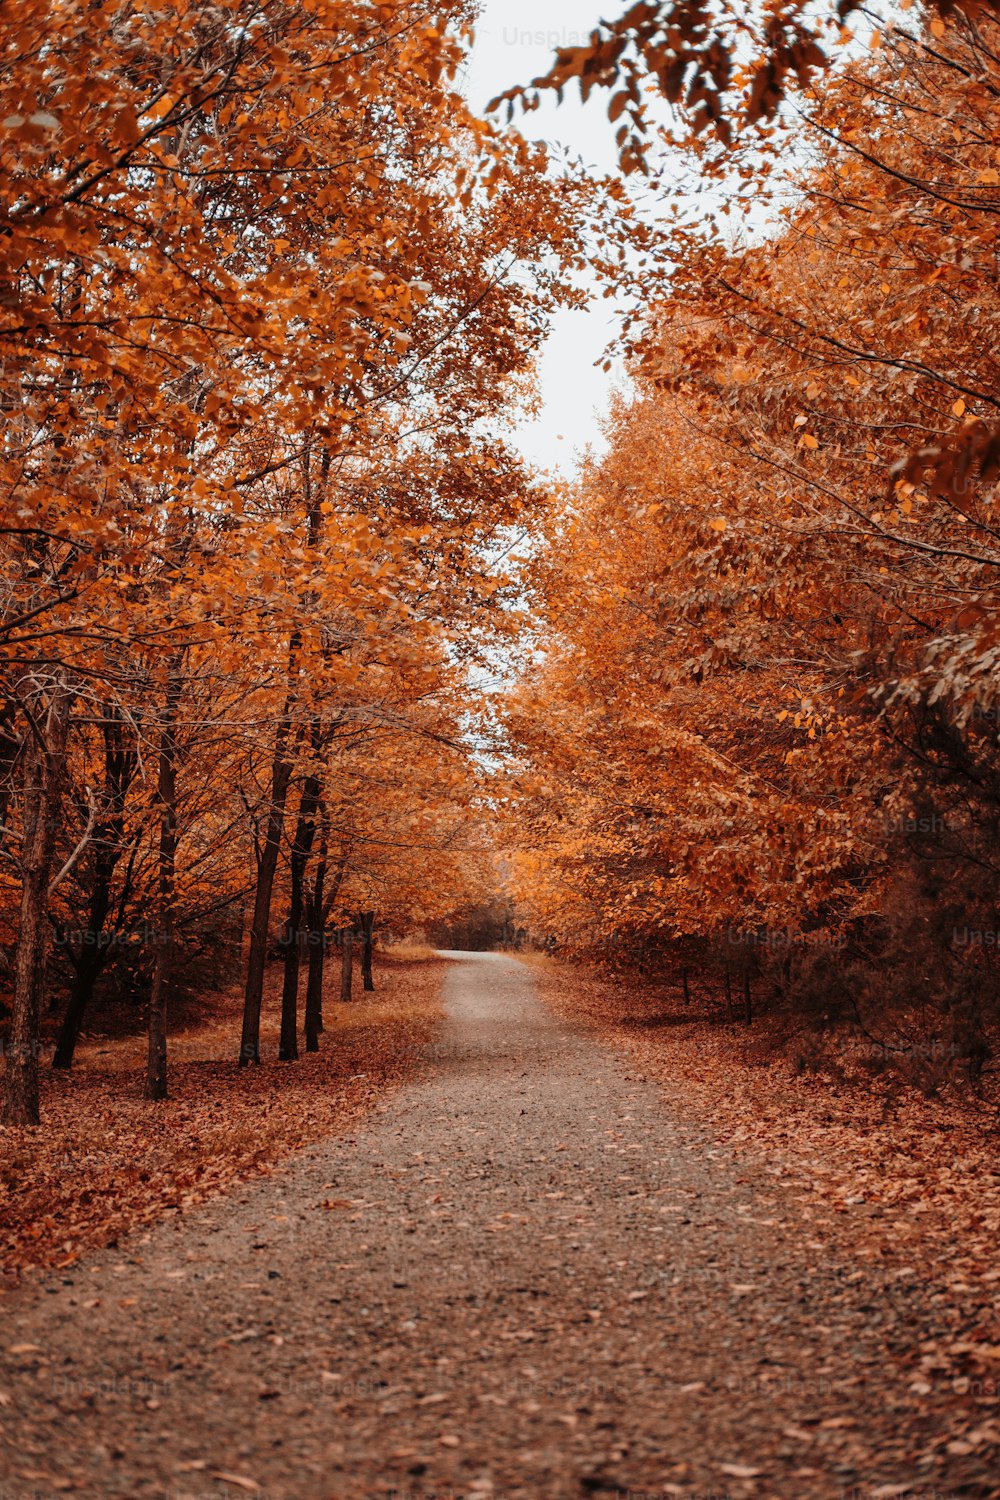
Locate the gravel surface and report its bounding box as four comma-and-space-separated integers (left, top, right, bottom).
0, 953, 990, 1500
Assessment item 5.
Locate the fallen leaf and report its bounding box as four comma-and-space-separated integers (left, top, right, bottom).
210, 1473, 260, 1493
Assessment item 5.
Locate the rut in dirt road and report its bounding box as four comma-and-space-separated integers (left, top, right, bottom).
0, 954, 984, 1499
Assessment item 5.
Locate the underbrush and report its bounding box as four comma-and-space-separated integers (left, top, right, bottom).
542, 922, 1000, 1105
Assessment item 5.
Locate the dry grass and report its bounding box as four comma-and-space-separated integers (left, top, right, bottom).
0, 952, 447, 1285
379, 940, 440, 963
514, 949, 558, 971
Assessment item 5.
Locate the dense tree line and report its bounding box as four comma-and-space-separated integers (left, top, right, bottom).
0, 0, 597, 1122
504, 10, 1000, 1085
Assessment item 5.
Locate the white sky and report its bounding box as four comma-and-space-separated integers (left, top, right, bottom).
459, 1, 855, 480
460, 1, 628, 480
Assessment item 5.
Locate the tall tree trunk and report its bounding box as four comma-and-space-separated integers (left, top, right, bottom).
743, 970, 753, 1026
53, 962, 100, 1070
279, 761, 322, 1062
278, 914, 301, 1061
52, 756, 124, 1070
306, 837, 349, 1051
52, 822, 139, 1069
304, 848, 327, 1053
304, 929, 326, 1052
360, 910, 375, 992
3, 692, 69, 1125
340, 926, 354, 1003
239, 723, 294, 1066
145, 669, 181, 1102
260, 447, 331, 1063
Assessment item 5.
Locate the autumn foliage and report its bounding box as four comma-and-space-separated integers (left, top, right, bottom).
502, 8, 1000, 1086
5, 0, 1000, 1127
0, 0, 596, 1121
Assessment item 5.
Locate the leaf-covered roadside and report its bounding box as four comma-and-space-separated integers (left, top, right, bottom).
534, 961, 1000, 1443
0, 956, 446, 1286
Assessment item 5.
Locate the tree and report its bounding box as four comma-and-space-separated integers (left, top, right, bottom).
495, 0, 1000, 157
1, 0, 602, 1113
3, 679, 70, 1123
502, 8, 1000, 1075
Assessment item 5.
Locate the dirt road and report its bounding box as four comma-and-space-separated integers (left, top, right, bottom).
0, 954, 988, 1499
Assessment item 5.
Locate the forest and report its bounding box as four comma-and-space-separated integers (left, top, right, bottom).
504, 0, 1000, 1094
0, 0, 600, 1123
2, 0, 1000, 1112
3, 3, 1000, 1498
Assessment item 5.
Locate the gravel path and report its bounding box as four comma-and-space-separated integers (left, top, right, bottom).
0, 953, 987, 1500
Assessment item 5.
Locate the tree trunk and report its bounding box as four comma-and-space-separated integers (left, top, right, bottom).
360, 910, 375, 992
239, 728, 294, 1065
304, 851, 326, 1053
53, 962, 100, 1070
253, 453, 330, 1064
278, 921, 301, 1061
340, 926, 354, 1003
3, 693, 69, 1125
279, 760, 322, 1062
724, 968, 734, 1022
305, 930, 325, 1052
145, 671, 181, 1102
145, 932, 170, 1100
52, 750, 126, 1070
743, 970, 753, 1025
